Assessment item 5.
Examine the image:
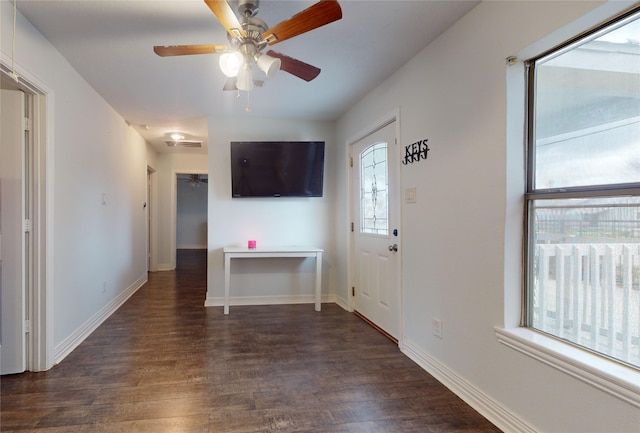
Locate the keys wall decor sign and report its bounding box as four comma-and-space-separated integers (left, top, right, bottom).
402, 138, 429, 165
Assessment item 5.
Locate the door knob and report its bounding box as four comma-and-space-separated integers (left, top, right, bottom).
388, 244, 398, 252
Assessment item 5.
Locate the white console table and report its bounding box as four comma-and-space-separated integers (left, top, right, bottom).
222, 246, 324, 315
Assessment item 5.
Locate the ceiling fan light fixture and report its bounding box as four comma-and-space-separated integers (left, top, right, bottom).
255, 53, 281, 79
236, 65, 254, 91
219, 51, 243, 77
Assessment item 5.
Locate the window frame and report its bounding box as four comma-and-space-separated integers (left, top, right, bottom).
523, 7, 640, 367
494, 2, 640, 409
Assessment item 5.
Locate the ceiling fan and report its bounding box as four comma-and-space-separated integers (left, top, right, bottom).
154, 0, 342, 92
183, 174, 208, 188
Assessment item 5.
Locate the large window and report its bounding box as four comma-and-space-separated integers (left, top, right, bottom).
526, 10, 640, 368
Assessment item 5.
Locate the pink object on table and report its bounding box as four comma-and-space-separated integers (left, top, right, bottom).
248, 240, 256, 249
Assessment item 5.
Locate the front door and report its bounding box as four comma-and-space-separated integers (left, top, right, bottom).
1, 89, 27, 375
351, 119, 400, 340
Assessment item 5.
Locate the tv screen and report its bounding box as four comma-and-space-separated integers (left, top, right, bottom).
230, 141, 325, 198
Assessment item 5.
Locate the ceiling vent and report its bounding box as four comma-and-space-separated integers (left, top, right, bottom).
165, 140, 202, 148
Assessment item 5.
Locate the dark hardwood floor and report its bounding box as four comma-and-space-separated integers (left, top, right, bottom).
1, 250, 501, 432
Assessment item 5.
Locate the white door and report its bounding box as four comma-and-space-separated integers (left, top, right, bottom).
1, 89, 27, 375
351, 120, 400, 340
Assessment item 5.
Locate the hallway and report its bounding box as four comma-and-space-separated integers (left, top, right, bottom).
1, 250, 500, 432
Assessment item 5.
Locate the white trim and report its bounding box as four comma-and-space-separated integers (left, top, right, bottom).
204, 294, 337, 308
53, 274, 147, 364
170, 170, 177, 270
147, 164, 158, 272
334, 294, 349, 312
402, 338, 537, 433
44, 83, 55, 372
0, 54, 55, 371
495, 327, 640, 409
170, 169, 208, 270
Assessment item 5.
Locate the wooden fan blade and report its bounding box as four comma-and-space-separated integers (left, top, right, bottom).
263, 0, 342, 46
153, 45, 228, 57
267, 51, 321, 82
204, 0, 246, 38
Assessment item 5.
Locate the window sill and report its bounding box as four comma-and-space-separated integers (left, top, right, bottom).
494, 327, 640, 408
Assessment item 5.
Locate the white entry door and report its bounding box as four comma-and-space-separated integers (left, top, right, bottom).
351, 120, 400, 340
1, 89, 27, 375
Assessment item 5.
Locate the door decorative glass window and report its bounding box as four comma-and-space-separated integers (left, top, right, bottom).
360, 142, 388, 235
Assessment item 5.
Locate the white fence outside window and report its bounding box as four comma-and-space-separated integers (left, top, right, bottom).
532, 243, 640, 367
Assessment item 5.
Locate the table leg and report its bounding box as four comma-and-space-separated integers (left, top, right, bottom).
224, 254, 231, 315
315, 251, 322, 311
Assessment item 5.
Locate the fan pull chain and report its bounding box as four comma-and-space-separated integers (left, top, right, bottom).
234, 89, 251, 113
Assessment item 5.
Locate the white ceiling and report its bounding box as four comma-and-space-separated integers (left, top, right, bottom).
16, 0, 479, 153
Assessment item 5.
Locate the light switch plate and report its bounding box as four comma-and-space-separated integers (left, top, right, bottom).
405, 187, 417, 203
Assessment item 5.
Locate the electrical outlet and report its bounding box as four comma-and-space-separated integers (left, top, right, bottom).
433, 318, 442, 339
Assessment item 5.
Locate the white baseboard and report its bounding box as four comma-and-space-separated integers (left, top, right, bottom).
204, 294, 337, 308
54, 273, 148, 364
402, 338, 536, 433
155, 263, 174, 271
334, 294, 350, 312
176, 245, 207, 250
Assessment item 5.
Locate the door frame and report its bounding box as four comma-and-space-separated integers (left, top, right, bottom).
1, 58, 54, 371
146, 165, 157, 272
347, 108, 403, 347
170, 170, 209, 270
1, 87, 27, 374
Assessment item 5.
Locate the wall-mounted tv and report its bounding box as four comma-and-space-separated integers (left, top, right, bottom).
230, 141, 325, 198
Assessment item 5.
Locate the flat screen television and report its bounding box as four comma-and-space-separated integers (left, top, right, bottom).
230, 141, 325, 198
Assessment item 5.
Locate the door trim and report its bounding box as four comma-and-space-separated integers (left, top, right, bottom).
347, 108, 403, 348
147, 165, 157, 272
170, 170, 209, 270
1, 57, 55, 371
1, 88, 26, 374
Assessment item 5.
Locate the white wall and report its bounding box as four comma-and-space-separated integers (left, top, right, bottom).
206, 117, 336, 305
176, 178, 208, 249
1, 2, 155, 361
336, 1, 639, 432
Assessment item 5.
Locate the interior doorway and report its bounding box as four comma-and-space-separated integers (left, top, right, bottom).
0, 64, 52, 372
172, 172, 208, 270
147, 166, 156, 272
1, 87, 27, 374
